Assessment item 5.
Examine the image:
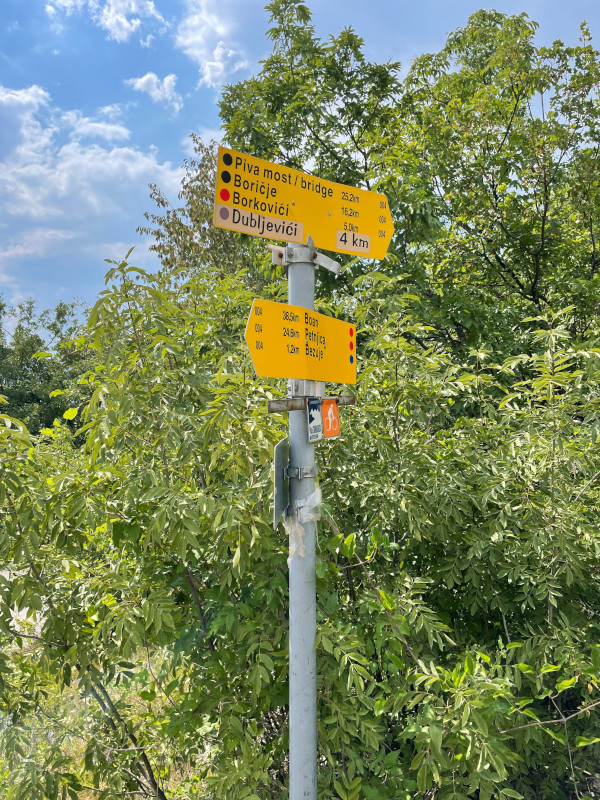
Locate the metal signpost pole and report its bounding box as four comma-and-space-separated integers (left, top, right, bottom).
287, 241, 318, 800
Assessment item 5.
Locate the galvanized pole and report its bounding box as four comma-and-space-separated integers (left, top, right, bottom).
287, 241, 318, 800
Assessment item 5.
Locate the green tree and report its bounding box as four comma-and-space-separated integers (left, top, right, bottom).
220, 1, 401, 187
395, 11, 600, 350
221, 5, 600, 357
138, 136, 275, 294
3, 4, 600, 800
0, 298, 88, 434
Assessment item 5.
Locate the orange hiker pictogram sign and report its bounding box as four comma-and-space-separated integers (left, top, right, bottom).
322, 399, 340, 439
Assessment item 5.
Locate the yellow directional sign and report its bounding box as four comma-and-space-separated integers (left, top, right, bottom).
245, 298, 356, 384
214, 146, 393, 260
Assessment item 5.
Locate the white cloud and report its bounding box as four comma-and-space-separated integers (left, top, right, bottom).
0, 85, 50, 110
0, 85, 56, 165
1, 140, 180, 220
0, 82, 182, 306
0, 272, 25, 306
0, 228, 76, 263
176, 0, 247, 88
0, 85, 183, 306
0, 263, 25, 305
0, 88, 131, 167
0, 83, 50, 105
98, 103, 127, 120
176, 0, 229, 62
45, 0, 166, 43
199, 40, 247, 88
0, 86, 179, 222
125, 72, 183, 113
62, 110, 131, 141
45, 0, 86, 15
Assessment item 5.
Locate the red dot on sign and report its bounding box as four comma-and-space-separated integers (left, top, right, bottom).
350, 341, 354, 351
220, 188, 230, 201
349, 328, 354, 336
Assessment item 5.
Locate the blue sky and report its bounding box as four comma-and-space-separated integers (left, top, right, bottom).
1, 0, 599, 317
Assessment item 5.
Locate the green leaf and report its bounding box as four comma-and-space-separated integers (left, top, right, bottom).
557, 677, 577, 691
341, 532, 355, 556
472, 711, 488, 736
575, 736, 600, 748
258, 652, 274, 671
429, 724, 443, 758
416, 761, 429, 793
517, 663, 534, 674
63, 407, 79, 420
378, 589, 395, 610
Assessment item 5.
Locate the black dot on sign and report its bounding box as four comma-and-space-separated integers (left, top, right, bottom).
221, 171, 231, 183
223, 153, 233, 166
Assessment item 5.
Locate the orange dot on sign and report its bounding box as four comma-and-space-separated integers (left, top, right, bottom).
220, 188, 230, 201
350, 341, 354, 351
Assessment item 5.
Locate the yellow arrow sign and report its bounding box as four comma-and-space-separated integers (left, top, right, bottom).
245, 299, 356, 384
214, 146, 393, 260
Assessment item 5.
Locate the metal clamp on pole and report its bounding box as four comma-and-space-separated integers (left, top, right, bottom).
286, 235, 341, 276
285, 465, 318, 480
269, 237, 341, 276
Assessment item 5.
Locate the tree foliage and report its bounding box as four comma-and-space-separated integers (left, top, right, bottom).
0, 299, 87, 434
3, 3, 600, 800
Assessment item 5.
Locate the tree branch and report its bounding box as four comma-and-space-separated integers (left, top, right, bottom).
90, 680, 167, 800
500, 698, 600, 734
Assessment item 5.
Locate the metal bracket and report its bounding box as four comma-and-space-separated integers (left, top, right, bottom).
285, 465, 318, 479
312, 251, 341, 276
267, 244, 287, 267
273, 437, 290, 529
267, 236, 341, 276
268, 397, 307, 413
288, 379, 325, 398
268, 394, 356, 413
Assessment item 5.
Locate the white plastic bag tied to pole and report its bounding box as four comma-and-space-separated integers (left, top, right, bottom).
284, 488, 322, 566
